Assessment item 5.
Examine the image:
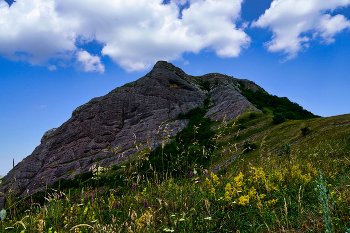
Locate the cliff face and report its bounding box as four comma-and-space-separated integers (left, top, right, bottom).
0, 61, 263, 208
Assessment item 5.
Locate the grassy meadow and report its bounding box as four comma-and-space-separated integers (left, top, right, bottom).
1, 106, 350, 232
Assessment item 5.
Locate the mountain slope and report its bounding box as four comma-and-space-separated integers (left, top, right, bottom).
0, 61, 263, 208
0, 100, 347, 232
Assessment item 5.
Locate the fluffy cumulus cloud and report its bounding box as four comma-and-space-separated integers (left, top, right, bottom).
252, 0, 350, 60
0, 0, 250, 72
76, 50, 105, 73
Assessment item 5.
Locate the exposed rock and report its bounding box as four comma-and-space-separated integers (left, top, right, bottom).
0, 61, 262, 208
41, 128, 57, 143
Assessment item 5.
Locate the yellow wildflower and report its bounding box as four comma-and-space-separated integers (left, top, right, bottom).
224, 183, 233, 202
248, 187, 257, 200
234, 172, 244, 188
206, 173, 219, 195
237, 195, 250, 206
136, 208, 153, 231
211, 173, 220, 187
248, 167, 266, 186
265, 198, 278, 207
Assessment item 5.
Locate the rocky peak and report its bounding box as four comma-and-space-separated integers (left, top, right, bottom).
0, 61, 262, 208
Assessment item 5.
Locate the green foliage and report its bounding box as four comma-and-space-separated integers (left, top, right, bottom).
241, 88, 319, 120
122, 81, 136, 87
214, 79, 218, 85
243, 141, 257, 154
301, 126, 311, 136
238, 80, 245, 89
203, 95, 211, 108
178, 112, 186, 119
3, 93, 350, 232
51, 177, 79, 190
273, 113, 286, 124
200, 80, 210, 92
278, 143, 291, 156
144, 106, 215, 178
249, 112, 257, 119
238, 124, 247, 130
316, 171, 334, 233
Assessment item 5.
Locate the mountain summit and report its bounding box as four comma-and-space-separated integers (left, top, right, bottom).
0, 61, 263, 208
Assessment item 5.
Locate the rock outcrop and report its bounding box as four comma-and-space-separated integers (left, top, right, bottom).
0, 61, 264, 208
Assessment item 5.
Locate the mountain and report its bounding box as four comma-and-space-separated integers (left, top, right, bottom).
0, 61, 265, 208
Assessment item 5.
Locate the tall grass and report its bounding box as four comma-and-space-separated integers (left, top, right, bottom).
0, 111, 350, 232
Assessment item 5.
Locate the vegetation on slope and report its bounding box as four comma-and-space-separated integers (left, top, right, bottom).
1, 95, 350, 232
238, 81, 319, 122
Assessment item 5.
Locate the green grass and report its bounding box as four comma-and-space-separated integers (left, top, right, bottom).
1, 110, 350, 232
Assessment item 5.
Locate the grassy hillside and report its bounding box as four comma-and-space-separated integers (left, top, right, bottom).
1, 108, 350, 232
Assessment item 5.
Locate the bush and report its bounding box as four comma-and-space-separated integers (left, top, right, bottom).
249, 113, 257, 119
201, 80, 210, 92
204, 95, 211, 108
273, 113, 286, 124
178, 112, 186, 119
243, 141, 258, 154
301, 126, 311, 136
278, 143, 291, 156
238, 124, 247, 130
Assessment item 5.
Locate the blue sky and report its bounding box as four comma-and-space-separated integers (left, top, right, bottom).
0, 0, 349, 176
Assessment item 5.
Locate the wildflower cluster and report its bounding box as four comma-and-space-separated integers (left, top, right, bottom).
206, 173, 220, 195
135, 208, 153, 231
224, 172, 244, 202
209, 165, 320, 210
91, 166, 109, 180
289, 165, 313, 185
224, 171, 258, 206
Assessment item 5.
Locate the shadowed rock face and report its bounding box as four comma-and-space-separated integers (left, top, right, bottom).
0, 61, 263, 208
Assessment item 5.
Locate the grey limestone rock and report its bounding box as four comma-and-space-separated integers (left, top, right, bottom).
41, 128, 57, 143
0, 61, 264, 208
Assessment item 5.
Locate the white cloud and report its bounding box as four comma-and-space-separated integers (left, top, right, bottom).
0, 0, 250, 72
48, 65, 57, 71
76, 50, 105, 73
318, 14, 350, 44
252, 0, 350, 60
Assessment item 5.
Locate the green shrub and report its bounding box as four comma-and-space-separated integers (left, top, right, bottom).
243, 141, 257, 154
285, 111, 297, 120
201, 80, 210, 92
278, 143, 291, 156
249, 112, 257, 119
238, 124, 247, 130
178, 112, 186, 119
204, 95, 211, 108
301, 126, 311, 136
273, 113, 286, 124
